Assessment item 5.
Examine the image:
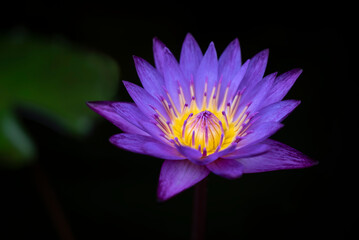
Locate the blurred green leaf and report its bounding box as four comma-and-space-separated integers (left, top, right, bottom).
0, 31, 119, 167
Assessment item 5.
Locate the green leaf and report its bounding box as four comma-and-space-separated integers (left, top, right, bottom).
0, 31, 119, 167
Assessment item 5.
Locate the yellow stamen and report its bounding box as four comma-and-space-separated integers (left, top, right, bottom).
156, 79, 253, 155
166, 91, 180, 117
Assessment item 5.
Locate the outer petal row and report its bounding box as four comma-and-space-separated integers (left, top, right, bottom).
180, 33, 203, 82
157, 139, 317, 200
254, 99, 301, 123
264, 68, 303, 107
123, 81, 169, 120
110, 133, 185, 160
218, 38, 242, 91
238, 139, 318, 173
86, 101, 149, 136
238, 49, 269, 91
195, 42, 218, 107
157, 160, 209, 201
206, 158, 243, 179
175, 143, 237, 165
133, 56, 166, 99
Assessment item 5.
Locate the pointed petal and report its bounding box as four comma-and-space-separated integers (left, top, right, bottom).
220, 59, 250, 107
222, 143, 270, 159
111, 102, 147, 129
153, 37, 167, 74
175, 144, 237, 165
133, 56, 166, 98
264, 68, 303, 107
206, 158, 243, 179
87, 101, 148, 135
255, 100, 301, 123
157, 160, 210, 201
218, 38, 242, 90
238, 49, 269, 90
111, 102, 163, 139
175, 144, 203, 161
162, 48, 191, 108
233, 72, 276, 120
180, 33, 203, 81
123, 81, 168, 120
109, 133, 185, 160
195, 42, 218, 107
237, 122, 283, 148
238, 139, 318, 173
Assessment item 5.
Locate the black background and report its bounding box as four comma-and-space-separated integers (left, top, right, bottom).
1, 3, 354, 240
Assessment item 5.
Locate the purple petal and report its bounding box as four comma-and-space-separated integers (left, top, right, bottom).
206, 158, 243, 179
264, 68, 303, 107
247, 72, 277, 113
175, 144, 203, 161
123, 81, 168, 120
111, 102, 147, 128
222, 143, 270, 159
180, 33, 203, 81
233, 72, 277, 120
238, 139, 318, 173
87, 101, 148, 136
111, 102, 163, 139
218, 38, 242, 94
222, 59, 250, 105
157, 160, 210, 201
153, 37, 167, 75
162, 48, 191, 108
255, 100, 301, 123
109, 133, 185, 160
195, 42, 218, 108
175, 144, 237, 165
238, 49, 269, 91
133, 56, 166, 98
237, 122, 283, 148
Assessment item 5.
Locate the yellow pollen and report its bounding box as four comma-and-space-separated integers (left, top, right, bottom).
157, 81, 252, 155
184, 111, 221, 151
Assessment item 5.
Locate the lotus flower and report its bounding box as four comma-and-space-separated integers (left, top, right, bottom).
87, 33, 317, 201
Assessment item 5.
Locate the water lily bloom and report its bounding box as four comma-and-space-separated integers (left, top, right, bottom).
87, 33, 317, 201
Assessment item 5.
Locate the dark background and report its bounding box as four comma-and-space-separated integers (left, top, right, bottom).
1, 3, 354, 240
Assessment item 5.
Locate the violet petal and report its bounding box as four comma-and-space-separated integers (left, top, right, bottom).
123, 81, 168, 120
109, 133, 185, 160
195, 42, 218, 107
87, 101, 148, 136
239, 139, 318, 173
255, 100, 301, 123
237, 122, 283, 148
234, 72, 277, 120
162, 48, 191, 108
133, 56, 166, 98
221, 59, 250, 106
157, 160, 210, 201
175, 144, 203, 161
206, 158, 243, 179
111, 102, 163, 140
180, 33, 203, 81
264, 68, 302, 107
176, 144, 236, 165
218, 38, 242, 95
152, 37, 167, 75
238, 49, 269, 91
222, 143, 270, 159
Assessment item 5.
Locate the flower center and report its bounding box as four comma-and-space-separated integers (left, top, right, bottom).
182, 110, 224, 153
153, 79, 254, 156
